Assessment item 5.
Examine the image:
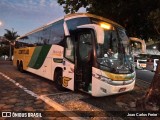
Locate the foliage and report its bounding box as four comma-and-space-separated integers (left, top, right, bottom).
57, 0, 160, 40
0, 46, 10, 56
58, 0, 91, 13
3, 28, 19, 43
148, 9, 160, 35
0, 39, 10, 46
1, 28, 19, 59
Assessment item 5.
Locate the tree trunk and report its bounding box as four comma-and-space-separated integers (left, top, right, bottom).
136, 58, 160, 111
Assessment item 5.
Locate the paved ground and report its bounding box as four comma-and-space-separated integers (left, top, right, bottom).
0, 61, 70, 120
0, 60, 159, 120
136, 69, 154, 83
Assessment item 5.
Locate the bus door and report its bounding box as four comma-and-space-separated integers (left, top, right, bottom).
63, 37, 75, 91
75, 29, 94, 92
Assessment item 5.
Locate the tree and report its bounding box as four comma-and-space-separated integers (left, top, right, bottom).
136, 9, 160, 111
57, 0, 160, 40
0, 46, 10, 57
3, 28, 19, 60
58, 0, 90, 14
136, 59, 160, 111
4, 28, 19, 43
148, 9, 160, 35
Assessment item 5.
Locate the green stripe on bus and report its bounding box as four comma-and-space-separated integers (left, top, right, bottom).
29, 45, 52, 69
28, 46, 42, 68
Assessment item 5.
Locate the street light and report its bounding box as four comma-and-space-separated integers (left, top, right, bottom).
0, 21, 2, 26
153, 46, 156, 49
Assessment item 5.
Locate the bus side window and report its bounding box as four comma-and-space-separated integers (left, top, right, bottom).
64, 37, 74, 62
15, 41, 19, 48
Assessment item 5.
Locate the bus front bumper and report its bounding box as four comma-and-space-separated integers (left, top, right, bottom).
91, 78, 135, 97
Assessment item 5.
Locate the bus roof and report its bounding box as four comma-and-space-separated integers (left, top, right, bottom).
17, 13, 123, 40
65, 13, 123, 28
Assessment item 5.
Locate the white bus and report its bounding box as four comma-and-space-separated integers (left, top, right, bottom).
13, 13, 135, 97
153, 59, 159, 72
129, 37, 147, 69
146, 55, 160, 72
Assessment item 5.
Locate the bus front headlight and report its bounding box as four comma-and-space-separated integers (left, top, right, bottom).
95, 74, 135, 85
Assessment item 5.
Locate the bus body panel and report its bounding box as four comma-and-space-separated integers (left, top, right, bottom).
13, 47, 36, 70
92, 76, 135, 96
27, 45, 64, 80
14, 45, 64, 80
91, 67, 135, 97
62, 59, 75, 91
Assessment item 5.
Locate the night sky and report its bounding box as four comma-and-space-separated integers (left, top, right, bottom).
0, 0, 85, 36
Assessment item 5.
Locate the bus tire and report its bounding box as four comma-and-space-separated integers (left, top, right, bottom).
19, 61, 24, 73
54, 69, 66, 91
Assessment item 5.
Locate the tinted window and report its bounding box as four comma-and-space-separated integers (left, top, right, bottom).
15, 36, 33, 48
16, 20, 65, 48
48, 20, 64, 44
66, 17, 91, 31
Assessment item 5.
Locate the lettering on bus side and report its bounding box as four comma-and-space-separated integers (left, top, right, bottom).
52, 50, 63, 57
18, 49, 29, 54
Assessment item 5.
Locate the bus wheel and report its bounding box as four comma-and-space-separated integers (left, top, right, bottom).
54, 69, 66, 91
19, 62, 24, 73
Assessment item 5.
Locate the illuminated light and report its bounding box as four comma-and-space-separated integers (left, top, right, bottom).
100, 23, 111, 29
153, 46, 156, 49
0, 21, 2, 26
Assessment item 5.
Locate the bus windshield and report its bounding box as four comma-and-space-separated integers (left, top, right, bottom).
97, 28, 134, 74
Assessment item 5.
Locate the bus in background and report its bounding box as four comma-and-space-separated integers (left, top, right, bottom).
129, 37, 147, 69
146, 55, 160, 72
129, 37, 160, 71
13, 13, 135, 97
153, 59, 159, 72
134, 54, 148, 69
129, 37, 146, 54
136, 59, 147, 69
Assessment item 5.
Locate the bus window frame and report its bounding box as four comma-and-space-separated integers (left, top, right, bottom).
64, 36, 75, 63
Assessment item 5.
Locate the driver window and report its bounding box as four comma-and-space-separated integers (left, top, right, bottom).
65, 37, 74, 62
97, 31, 117, 58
